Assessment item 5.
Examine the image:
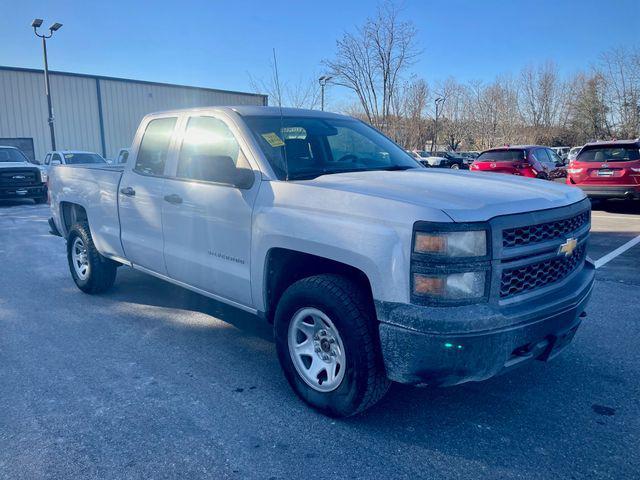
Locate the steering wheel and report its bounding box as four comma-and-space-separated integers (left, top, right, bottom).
337, 154, 359, 163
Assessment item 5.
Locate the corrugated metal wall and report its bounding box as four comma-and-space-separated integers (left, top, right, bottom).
0, 67, 267, 162
99, 78, 265, 159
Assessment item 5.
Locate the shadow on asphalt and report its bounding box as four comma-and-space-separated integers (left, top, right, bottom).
108, 267, 274, 343
590, 198, 640, 214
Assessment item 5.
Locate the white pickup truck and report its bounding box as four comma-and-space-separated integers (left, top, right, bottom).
49, 106, 595, 416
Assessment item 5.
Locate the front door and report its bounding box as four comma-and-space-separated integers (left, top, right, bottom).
161, 115, 259, 307
119, 116, 178, 274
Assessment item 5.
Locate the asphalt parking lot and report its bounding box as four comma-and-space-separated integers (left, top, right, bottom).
1, 199, 639, 479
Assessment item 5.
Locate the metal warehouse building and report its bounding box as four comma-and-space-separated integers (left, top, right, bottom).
0, 66, 267, 162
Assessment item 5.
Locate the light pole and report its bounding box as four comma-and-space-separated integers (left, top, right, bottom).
32, 18, 63, 151
431, 97, 445, 153
318, 75, 333, 111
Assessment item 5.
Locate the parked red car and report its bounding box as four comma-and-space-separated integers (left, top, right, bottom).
470, 146, 563, 179
566, 139, 640, 200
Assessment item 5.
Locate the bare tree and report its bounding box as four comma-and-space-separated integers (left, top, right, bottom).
323, 1, 420, 131
436, 78, 471, 151
518, 61, 565, 132
566, 72, 611, 143
248, 60, 320, 109
392, 78, 430, 149
598, 47, 640, 138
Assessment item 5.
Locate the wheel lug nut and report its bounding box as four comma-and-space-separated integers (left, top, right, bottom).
319, 330, 327, 336
315, 347, 321, 353
328, 338, 335, 344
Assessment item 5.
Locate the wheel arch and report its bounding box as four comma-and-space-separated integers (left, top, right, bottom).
262, 248, 376, 324
60, 201, 88, 237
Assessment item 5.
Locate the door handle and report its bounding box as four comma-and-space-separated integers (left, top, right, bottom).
120, 186, 135, 196
164, 193, 183, 205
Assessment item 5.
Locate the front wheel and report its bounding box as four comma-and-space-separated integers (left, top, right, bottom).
274, 274, 390, 417
450, 163, 460, 170
67, 222, 117, 294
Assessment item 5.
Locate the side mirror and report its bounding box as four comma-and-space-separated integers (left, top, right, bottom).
51, 159, 62, 166
233, 168, 255, 189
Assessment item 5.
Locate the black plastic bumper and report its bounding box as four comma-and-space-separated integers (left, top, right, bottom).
577, 185, 640, 199
0, 185, 47, 200
376, 260, 595, 386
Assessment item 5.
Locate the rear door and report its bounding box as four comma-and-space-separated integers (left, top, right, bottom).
119, 116, 178, 274
161, 114, 260, 306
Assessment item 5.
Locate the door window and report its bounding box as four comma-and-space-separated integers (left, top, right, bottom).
52, 153, 63, 165
533, 149, 550, 163
176, 116, 247, 184
134, 117, 177, 176
547, 149, 563, 165
44, 154, 51, 165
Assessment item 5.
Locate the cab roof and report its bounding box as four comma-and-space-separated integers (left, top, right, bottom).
582, 139, 640, 148
146, 105, 351, 120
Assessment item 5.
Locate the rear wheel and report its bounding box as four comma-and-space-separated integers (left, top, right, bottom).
274, 274, 390, 417
67, 222, 117, 294
450, 163, 460, 170
33, 195, 47, 204
536, 172, 549, 180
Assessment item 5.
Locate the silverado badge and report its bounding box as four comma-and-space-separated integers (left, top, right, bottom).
558, 238, 578, 257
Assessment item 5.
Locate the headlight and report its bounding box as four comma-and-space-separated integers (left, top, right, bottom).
40, 169, 48, 182
414, 230, 487, 257
412, 271, 486, 300
567, 168, 583, 174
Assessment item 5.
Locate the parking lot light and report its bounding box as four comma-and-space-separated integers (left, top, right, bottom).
31, 18, 63, 151
319, 75, 333, 111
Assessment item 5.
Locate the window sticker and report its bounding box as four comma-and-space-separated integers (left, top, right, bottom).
261, 132, 285, 148
64, 153, 74, 159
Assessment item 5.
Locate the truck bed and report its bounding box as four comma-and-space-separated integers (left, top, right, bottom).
49, 164, 126, 260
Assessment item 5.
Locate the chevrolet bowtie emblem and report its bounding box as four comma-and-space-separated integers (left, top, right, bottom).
558, 238, 578, 257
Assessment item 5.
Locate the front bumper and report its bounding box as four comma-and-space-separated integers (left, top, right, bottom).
376, 260, 595, 386
0, 185, 47, 200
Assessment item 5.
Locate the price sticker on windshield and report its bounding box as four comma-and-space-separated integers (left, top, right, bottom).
261, 132, 285, 148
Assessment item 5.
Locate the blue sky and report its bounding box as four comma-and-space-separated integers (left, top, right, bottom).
1, 0, 639, 107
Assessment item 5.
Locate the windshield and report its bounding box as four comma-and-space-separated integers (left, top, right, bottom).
63, 153, 106, 165
576, 146, 640, 163
0, 147, 29, 163
477, 150, 525, 162
243, 116, 420, 180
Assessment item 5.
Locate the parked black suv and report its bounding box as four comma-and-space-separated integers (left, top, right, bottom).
0, 146, 47, 203
420, 150, 468, 169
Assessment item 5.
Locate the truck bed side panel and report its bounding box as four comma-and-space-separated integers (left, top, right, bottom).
49, 165, 125, 259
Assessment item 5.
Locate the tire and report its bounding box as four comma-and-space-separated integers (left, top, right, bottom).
33, 196, 47, 204
67, 222, 117, 294
450, 163, 460, 169
536, 172, 549, 180
274, 274, 390, 417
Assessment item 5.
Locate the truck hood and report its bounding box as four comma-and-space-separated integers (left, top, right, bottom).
0, 162, 33, 169
299, 169, 585, 222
